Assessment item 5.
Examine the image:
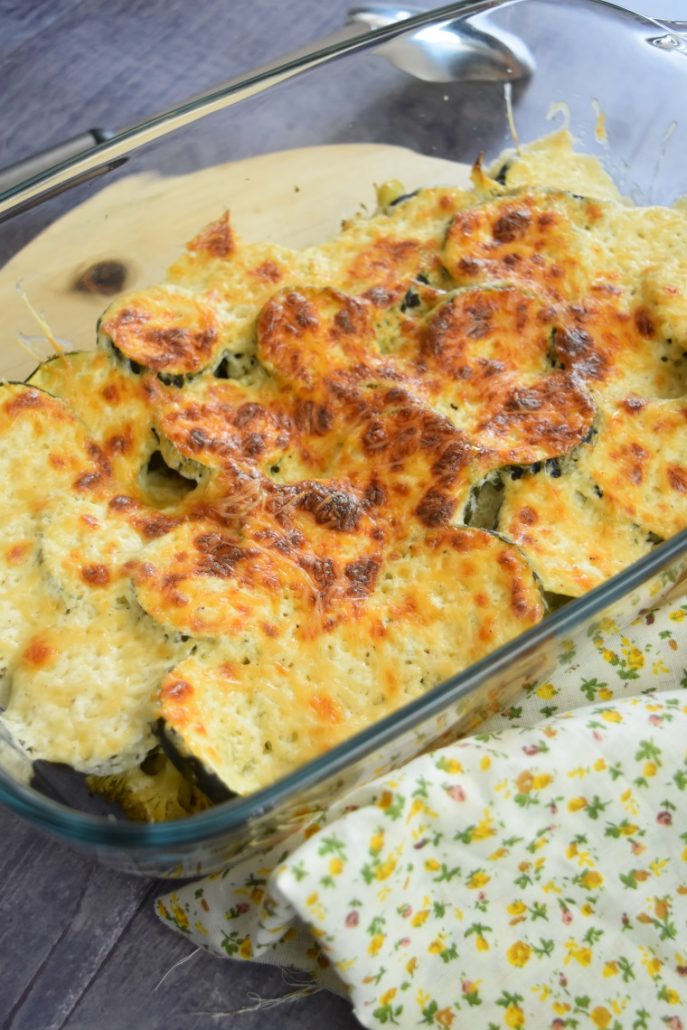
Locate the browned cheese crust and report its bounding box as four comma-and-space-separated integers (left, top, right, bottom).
5, 132, 686, 798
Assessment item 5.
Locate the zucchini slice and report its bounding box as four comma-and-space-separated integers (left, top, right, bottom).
0, 383, 186, 774
4, 605, 184, 775
257, 285, 380, 398
587, 395, 687, 540
550, 296, 687, 403
149, 371, 295, 479
0, 384, 100, 703
132, 488, 384, 640
29, 349, 159, 491
98, 284, 221, 377
410, 283, 556, 383
497, 460, 653, 597
154, 526, 545, 796
442, 187, 609, 300
382, 285, 596, 468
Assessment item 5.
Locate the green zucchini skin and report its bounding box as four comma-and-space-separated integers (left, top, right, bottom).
156, 719, 233, 805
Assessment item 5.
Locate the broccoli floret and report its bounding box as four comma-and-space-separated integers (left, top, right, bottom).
86, 750, 211, 822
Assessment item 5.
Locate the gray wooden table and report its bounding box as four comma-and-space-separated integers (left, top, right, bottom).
0, 1, 682, 1027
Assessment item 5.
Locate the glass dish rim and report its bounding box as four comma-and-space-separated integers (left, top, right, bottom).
0, 0, 684, 850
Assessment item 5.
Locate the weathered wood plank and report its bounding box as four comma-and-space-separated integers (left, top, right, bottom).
0, 811, 360, 1029
0, 810, 149, 1021
0, 0, 341, 168
62, 905, 358, 1030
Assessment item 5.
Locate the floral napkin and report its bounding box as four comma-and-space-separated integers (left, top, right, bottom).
157, 593, 687, 1029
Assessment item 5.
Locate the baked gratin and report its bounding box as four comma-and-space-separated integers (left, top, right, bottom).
1, 131, 686, 818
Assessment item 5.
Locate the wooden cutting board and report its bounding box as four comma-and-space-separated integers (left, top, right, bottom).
0, 144, 472, 381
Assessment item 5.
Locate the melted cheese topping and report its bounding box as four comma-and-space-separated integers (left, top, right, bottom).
0, 386, 183, 770
159, 527, 542, 795
498, 463, 652, 597
587, 397, 687, 538
99, 285, 221, 375
29, 350, 157, 491
2, 129, 687, 803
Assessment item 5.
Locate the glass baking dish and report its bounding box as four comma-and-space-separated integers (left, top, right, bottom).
1, 0, 686, 877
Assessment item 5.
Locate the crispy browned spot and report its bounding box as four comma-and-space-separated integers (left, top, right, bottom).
492, 208, 531, 242
188, 212, 235, 259
5, 543, 29, 564
162, 679, 193, 701
511, 576, 535, 618
518, 506, 538, 525
431, 440, 471, 484
668, 467, 687, 493
301, 555, 337, 590
109, 494, 137, 511
293, 399, 333, 436
554, 325, 608, 381
296, 483, 363, 531
253, 261, 282, 282
88, 442, 112, 474
74, 471, 102, 491
4, 389, 46, 415
136, 513, 178, 539
194, 532, 255, 577
80, 563, 111, 587
309, 692, 343, 724
615, 441, 650, 485
105, 429, 133, 455
622, 396, 646, 414
365, 479, 387, 507
415, 488, 457, 527
344, 557, 380, 596
634, 307, 656, 338
23, 638, 55, 668
362, 284, 405, 308
160, 573, 189, 608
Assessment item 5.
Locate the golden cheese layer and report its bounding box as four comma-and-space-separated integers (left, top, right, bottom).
0, 385, 183, 771
2, 130, 687, 804
158, 526, 543, 795
497, 462, 652, 597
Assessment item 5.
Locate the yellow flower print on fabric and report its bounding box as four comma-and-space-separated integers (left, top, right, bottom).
506, 941, 531, 967
482, 594, 687, 729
